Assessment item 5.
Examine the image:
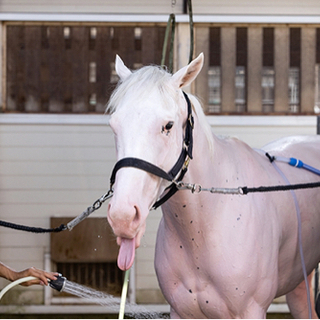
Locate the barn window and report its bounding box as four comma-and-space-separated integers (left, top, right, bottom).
289, 28, 301, 113
314, 28, 320, 114
262, 27, 275, 113
208, 27, 221, 113
235, 27, 247, 112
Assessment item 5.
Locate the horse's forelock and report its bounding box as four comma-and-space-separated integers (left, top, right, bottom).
106, 65, 179, 114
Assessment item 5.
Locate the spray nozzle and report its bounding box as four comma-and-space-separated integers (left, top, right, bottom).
49, 274, 66, 292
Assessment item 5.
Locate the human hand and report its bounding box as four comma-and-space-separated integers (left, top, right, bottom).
13, 267, 59, 286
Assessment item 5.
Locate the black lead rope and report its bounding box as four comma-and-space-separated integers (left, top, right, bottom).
241, 181, 320, 195
0, 220, 66, 233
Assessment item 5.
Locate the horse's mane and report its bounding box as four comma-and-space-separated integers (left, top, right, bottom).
188, 94, 214, 155
106, 65, 214, 154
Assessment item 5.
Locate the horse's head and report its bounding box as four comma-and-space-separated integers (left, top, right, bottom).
107, 53, 204, 270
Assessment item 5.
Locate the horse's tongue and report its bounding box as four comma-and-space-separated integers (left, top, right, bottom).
117, 238, 135, 271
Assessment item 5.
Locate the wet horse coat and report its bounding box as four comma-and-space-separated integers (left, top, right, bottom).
107, 53, 320, 318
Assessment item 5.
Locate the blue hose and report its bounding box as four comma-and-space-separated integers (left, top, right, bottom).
275, 156, 320, 176
272, 161, 313, 319
271, 154, 320, 319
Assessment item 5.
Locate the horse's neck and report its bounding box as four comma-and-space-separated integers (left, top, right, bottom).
187, 118, 236, 188
165, 112, 259, 214
162, 115, 239, 224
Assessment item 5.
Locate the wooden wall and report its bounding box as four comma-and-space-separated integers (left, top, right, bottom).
5, 25, 167, 113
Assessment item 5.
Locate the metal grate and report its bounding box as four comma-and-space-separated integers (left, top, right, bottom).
56, 262, 123, 297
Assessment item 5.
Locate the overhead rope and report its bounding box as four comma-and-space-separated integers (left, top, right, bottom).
161, 13, 175, 73
161, 0, 194, 72
187, 0, 194, 63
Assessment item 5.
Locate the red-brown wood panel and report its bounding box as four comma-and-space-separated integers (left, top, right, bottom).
72, 27, 89, 113
48, 26, 65, 112
141, 27, 156, 65
95, 27, 111, 113
25, 26, 41, 112
5, 24, 169, 113
6, 26, 25, 112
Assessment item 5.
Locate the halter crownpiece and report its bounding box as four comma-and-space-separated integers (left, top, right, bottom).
109, 91, 194, 209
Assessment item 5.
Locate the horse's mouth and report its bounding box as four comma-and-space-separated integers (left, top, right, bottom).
117, 236, 136, 271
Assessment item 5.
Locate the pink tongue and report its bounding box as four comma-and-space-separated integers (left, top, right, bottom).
117, 238, 136, 271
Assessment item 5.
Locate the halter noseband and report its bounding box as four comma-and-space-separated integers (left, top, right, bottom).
109, 91, 194, 210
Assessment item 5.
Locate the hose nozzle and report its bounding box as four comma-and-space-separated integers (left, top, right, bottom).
49, 274, 66, 292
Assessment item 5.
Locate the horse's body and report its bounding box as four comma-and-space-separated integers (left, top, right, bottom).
107, 53, 320, 318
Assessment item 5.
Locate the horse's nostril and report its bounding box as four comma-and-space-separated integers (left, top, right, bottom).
132, 205, 141, 226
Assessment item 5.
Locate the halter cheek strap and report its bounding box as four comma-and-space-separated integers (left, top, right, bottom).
109, 91, 194, 209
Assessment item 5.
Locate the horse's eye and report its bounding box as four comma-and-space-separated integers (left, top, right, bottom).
165, 121, 174, 131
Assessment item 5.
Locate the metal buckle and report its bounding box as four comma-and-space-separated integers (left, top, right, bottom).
183, 156, 190, 170
188, 114, 194, 128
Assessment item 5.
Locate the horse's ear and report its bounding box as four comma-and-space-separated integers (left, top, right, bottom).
115, 55, 132, 81
171, 53, 204, 89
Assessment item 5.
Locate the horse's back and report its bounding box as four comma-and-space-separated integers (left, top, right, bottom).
262, 135, 320, 156
262, 135, 320, 170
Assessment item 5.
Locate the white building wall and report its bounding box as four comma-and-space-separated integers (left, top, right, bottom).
0, 114, 114, 304
0, 114, 317, 307
1, 0, 320, 15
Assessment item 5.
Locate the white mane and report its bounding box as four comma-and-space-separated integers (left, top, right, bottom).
188, 93, 214, 155
106, 65, 214, 154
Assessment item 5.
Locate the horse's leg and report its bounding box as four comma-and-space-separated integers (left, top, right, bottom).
170, 307, 181, 319
286, 272, 318, 318
240, 301, 267, 319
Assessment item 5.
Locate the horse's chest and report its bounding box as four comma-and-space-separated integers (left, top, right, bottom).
155, 226, 237, 317
154, 213, 275, 317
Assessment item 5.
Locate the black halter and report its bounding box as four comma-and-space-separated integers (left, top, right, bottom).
110, 91, 194, 210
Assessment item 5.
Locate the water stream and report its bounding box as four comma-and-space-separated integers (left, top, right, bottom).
62, 279, 168, 319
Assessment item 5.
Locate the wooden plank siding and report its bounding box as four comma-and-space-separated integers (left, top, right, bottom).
5, 24, 168, 113
274, 27, 290, 113
195, 24, 318, 114
5, 23, 320, 115
301, 27, 316, 113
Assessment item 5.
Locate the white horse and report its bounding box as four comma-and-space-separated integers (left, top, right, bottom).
107, 53, 320, 318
